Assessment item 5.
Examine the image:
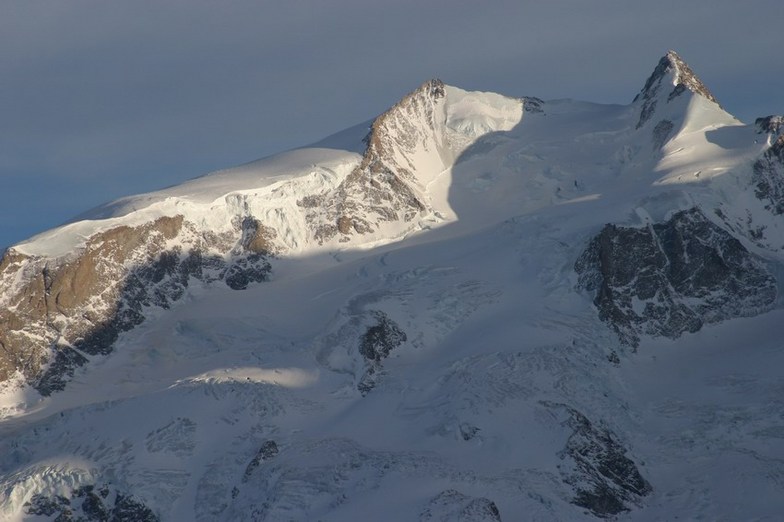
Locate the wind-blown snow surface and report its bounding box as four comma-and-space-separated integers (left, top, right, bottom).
2, 58, 784, 520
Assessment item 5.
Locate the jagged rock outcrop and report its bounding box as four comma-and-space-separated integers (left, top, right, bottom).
420, 489, 502, 522
357, 310, 407, 395
575, 208, 776, 347
0, 80, 523, 395
712, 121, 784, 249
24, 484, 158, 521
522, 96, 544, 114
243, 440, 279, 482
755, 115, 784, 136
544, 403, 651, 518
0, 215, 274, 395
752, 134, 784, 215
634, 50, 719, 129
300, 79, 449, 243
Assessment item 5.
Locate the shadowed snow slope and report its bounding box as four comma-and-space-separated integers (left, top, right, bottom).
2, 51, 784, 521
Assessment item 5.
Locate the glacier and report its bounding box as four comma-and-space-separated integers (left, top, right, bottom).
1, 51, 784, 520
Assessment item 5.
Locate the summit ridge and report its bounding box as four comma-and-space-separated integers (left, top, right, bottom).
634, 50, 720, 128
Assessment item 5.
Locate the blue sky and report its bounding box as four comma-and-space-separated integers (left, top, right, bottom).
2, 0, 782, 249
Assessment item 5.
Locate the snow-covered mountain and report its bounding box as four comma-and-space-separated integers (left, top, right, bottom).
2, 51, 784, 521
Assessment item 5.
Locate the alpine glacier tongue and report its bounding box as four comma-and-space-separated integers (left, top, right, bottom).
2, 51, 784, 521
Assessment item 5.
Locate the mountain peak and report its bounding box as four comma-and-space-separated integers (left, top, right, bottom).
422, 78, 446, 99
634, 50, 719, 128
661, 50, 717, 102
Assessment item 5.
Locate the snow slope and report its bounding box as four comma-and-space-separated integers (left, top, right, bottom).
2, 51, 784, 521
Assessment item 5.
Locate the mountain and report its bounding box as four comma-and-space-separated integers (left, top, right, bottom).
2, 51, 784, 521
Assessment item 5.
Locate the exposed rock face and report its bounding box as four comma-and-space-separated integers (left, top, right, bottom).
24, 484, 158, 521
239, 215, 280, 256
357, 310, 407, 395
752, 135, 784, 215
300, 79, 448, 243
420, 489, 502, 522
545, 403, 651, 518
652, 119, 674, 149
634, 50, 719, 128
522, 96, 544, 114
755, 115, 784, 136
0, 215, 274, 394
1, 80, 517, 394
575, 208, 776, 347
243, 440, 279, 482
358, 310, 408, 364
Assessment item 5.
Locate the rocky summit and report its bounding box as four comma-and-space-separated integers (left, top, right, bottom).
1, 51, 783, 521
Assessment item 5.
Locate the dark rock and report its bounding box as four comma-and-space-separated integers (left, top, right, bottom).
575, 207, 776, 347
574, 483, 626, 518
358, 311, 407, 364
755, 115, 784, 135
24, 493, 71, 516
356, 366, 379, 396
23, 485, 158, 522
752, 135, 784, 215
224, 253, 271, 290
243, 440, 279, 481
426, 78, 446, 99
54, 511, 75, 522
636, 97, 658, 130
112, 494, 159, 522
356, 311, 407, 394
652, 119, 674, 149
634, 51, 719, 129
546, 403, 652, 518
1, 214, 274, 394
420, 489, 502, 522
666, 83, 687, 102
35, 347, 89, 397
78, 487, 110, 522
522, 96, 545, 113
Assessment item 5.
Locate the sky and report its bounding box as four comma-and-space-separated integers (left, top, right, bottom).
2, 0, 782, 250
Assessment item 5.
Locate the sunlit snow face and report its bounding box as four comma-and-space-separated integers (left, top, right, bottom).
180, 367, 320, 389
